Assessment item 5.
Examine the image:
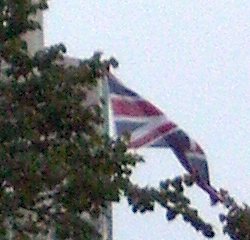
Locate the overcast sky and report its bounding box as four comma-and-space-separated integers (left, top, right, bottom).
44, 1, 250, 239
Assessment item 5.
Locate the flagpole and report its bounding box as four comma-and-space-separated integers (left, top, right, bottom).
99, 71, 113, 240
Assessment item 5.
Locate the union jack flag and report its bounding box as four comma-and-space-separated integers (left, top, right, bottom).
107, 73, 221, 203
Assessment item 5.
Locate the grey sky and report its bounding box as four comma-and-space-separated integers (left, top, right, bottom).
44, 1, 250, 239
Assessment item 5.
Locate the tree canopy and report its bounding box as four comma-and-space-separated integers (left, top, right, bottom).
0, 1, 249, 239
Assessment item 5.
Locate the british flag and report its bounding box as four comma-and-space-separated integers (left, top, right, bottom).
107, 73, 221, 203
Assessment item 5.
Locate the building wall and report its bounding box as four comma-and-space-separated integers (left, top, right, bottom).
22, 0, 44, 55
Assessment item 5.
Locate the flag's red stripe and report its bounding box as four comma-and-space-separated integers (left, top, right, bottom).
188, 143, 204, 155
111, 98, 163, 117
195, 143, 204, 154
129, 122, 177, 148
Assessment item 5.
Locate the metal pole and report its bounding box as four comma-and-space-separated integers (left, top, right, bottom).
98, 75, 113, 240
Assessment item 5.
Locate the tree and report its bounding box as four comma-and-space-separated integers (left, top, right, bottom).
0, 1, 249, 239
218, 191, 250, 240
